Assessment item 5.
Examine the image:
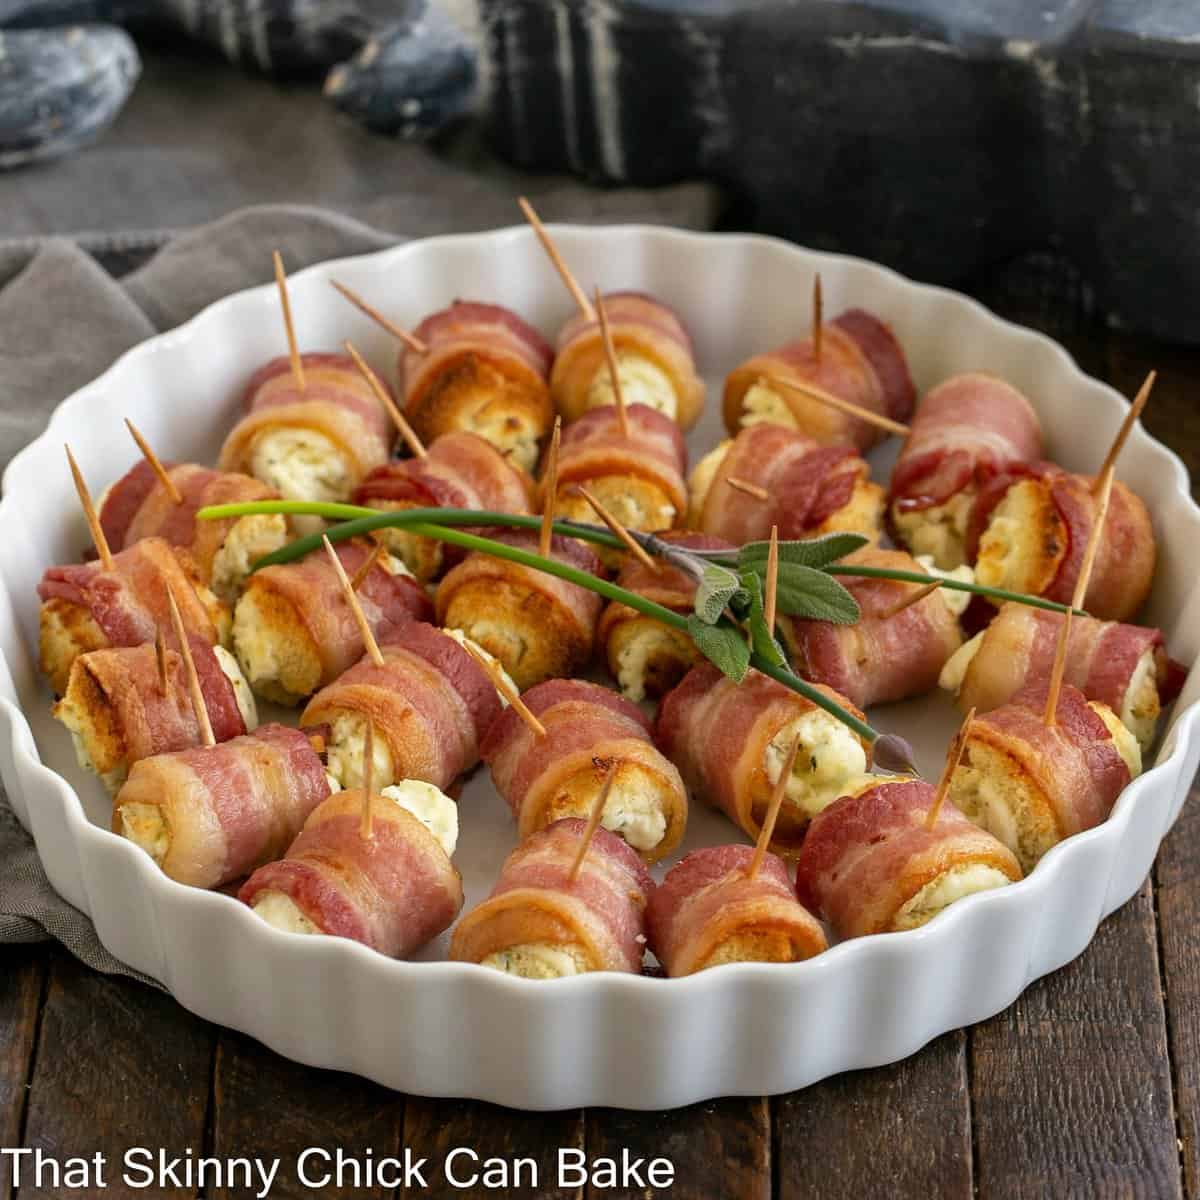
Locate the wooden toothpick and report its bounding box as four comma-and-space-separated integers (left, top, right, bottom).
273, 250, 306, 392
166, 586, 214, 747
360, 718, 375, 840
1044, 464, 1115, 725
747, 728, 804, 880
539, 417, 562, 559
458, 637, 547, 738
594, 287, 629, 438
812, 274, 823, 364
768, 374, 910, 438
1093, 369, 1155, 494
925, 708, 975, 830
518, 196, 596, 321
65, 444, 113, 571
764, 524, 779, 635
343, 340, 427, 458
568, 768, 618, 883
323, 536, 384, 667
725, 476, 769, 501
330, 279, 428, 355
124, 419, 181, 504
348, 539, 385, 591
879, 577, 945, 621
573, 485, 659, 572
154, 626, 170, 694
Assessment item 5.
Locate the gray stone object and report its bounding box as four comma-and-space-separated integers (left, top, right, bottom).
0, 25, 140, 169
367, 0, 1200, 343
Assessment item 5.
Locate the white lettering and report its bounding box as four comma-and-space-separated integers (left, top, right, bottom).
297, 1147, 331, 1189
445, 1147, 479, 1189
124, 1147, 155, 1187
255, 1156, 280, 1199
558, 1148, 588, 1188
647, 1157, 675, 1187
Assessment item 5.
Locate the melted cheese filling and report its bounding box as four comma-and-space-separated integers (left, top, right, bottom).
120, 803, 169, 866
326, 712, 396, 791
380, 780, 459, 857
457, 399, 542, 474
251, 891, 321, 935
687, 438, 732, 526
1121, 652, 1161, 751
939, 630, 984, 695
249, 428, 350, 506
612, 624, 693, 703
481, 943, 592, 979
892, 864, 1013, 931
738, 381, 795, 430
585, 352, 677, 419
555, 484, 676, 534
764, 712, 870, 820
213, 644, 259, 732
211, 513, 289, 603
449, 617, 529, 674
442, 628, 516, 706
893, 491, 975, 571
974, 479, 1059, 595
913, 555, 974, 618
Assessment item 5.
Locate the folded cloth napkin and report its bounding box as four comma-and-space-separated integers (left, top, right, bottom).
0, 187, 717, 981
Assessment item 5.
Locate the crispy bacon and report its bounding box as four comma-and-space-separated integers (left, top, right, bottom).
481, 678, 687, 862
449, 817, 654, 973
551, 291, 705, 428
112, 723, 330, 889
795, 778, 1021, 939
302, 622, 502, 790
722, 309, 915, 450
238, 789, 464, 958
889, 373, 1043, 512
646, 845, 827, 976
782, 547, 963, 708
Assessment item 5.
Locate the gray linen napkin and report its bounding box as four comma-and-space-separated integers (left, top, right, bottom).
0, 188, 717, 980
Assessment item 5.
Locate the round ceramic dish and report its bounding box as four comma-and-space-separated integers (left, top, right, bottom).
1, 226, 1197, 1111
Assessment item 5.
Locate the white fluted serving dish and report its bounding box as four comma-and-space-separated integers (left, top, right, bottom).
1, 226, 1198, 1111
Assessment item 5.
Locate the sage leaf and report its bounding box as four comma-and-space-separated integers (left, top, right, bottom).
693, 562, 742, 625
774, 563, 861, 624
739, 570, 787, 668
687, 614, 751, 681
739, 532, 868, 571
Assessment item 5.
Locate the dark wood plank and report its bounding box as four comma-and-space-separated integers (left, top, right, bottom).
971, 880, 1181, 1199
0, 945, 48, 1200
775, 1031, 972, 1199
20, 949, 213, 1200
1155, 778, 1200, 1197
210, 1030, 403, 1200
402, 1098, 584, 1198
586, 1097, 769, 1199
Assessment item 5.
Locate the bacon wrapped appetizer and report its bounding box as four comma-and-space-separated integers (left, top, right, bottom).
99, 458, 287, 602
450, 818, 653, 979
722, 309, 915, 451
112, 723, 331, 889
597, 532, 733, 702
687, 423, 883, 543
301, 622, 508, 791
946, 684, 1141, 872
646, 845, 827, 975
483, 679, 687, 863
550, 292, 704, 430
53, 637, 255, 794
38, 537, 230, 696
232, 539, 432, 706
401, 301, 555, 473
549, 404, 688, 548
219, 352, 392, 513
435, 529, 602, 691
780, 547, 972, 710
350, 430, 534, 581
888, 373, 1044, 569
656, 664, 872, 856
795, 777, 1022, 939
940, 603, 1184, 752
968, 466, 1156, 622
240, 781, 463, 957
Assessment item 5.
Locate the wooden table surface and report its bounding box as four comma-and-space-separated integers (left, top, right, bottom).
2, 258, 1198, 1200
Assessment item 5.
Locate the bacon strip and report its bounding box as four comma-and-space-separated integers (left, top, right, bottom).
100, 459, 280, 582
401, 301, 554, 446
551, 291, 705, 429
694, 423, 875, 544
722, 309, 915, 450
656, 663, 870, 856
555, 403, 689, 517
238, 790, 464, 958
302, 622, 502, 790
795, 778, 1021, 939
244, 540, 432, 688
219, 352, 392, 482
39, 537, 222, 650
955, 602, 1178, 717
646, 845, 827, 976
889, 373, 1043, 512
482, 678, 687, 862
112, 723, 330, 889
449, 818, 653, 973
783, 547, 962, 708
